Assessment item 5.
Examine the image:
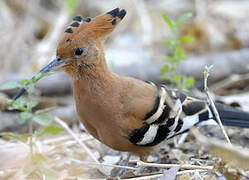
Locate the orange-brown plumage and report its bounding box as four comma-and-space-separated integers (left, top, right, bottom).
57, 8, 157, 161
13, 8, 249, 163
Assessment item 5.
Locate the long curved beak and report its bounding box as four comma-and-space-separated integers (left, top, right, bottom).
37, 56, 63, 73
13, 56, 64, 100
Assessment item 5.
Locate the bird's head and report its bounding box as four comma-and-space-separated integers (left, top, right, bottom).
13, 8, 126, 100
40, 8, 126, 76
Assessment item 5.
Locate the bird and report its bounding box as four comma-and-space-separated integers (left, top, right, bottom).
14, 8, 249, 162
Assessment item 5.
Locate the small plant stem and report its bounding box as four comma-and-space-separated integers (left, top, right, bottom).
204, 65, 232, 146
28, 118, 33, 154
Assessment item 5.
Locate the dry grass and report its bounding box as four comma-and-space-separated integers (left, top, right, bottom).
1, 0, 249, 179
1, 121, 249, 179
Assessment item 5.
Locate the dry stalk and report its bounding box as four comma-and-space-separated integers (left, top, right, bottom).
130, 160, 213, 170
42, 134, 94, 145
54, 117, 109, 176
71, 159, 139, 171
122, 169, 207, 180
203, 65, 232, 145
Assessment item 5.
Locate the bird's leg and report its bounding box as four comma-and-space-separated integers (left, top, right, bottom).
174, 132, 189, 148
110, 153, 133, 178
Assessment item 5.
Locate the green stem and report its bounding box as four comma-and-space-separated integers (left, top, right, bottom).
28, 118, 33, 155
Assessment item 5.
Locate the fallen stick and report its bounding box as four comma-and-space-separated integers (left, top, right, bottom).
122, 169, 208, 180
130, 160, 213, 170
2, 49, 249, 97
71, 158, 139, 171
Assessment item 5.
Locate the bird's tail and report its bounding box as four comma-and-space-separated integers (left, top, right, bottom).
214, 103, 249, 128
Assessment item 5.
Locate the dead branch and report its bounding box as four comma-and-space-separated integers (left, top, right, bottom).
1, 49, 249, 97
130, 160, 213, 170
113, 48, 249, 85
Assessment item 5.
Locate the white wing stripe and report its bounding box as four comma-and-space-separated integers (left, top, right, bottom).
146, 87, 167, 124
136, 124, 159, 145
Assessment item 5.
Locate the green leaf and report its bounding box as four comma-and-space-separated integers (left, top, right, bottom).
164, 40, 174, 46
20, 133, 31, 141
21, 79, 35, 93
162, 14, 176, 32
65, 0, 79, 16
35, 107, 55, 115
27, 100, 38, 110
23, 83, 34, 93
174, 75, 182, 82
31, 153, 46, 163
0, 81, 21, 90
174, 48, 186, 59
160, 75, 172, 81
162, 14, 173, 26
39, 126, 64, 136
6, 99, 27, 111
32, 72, 53, 83
175, 13, 192, 26
33, 114, 51, 126
180, 36, 195, 43
184, 77, 195, 88
160, 65, 169, 74
204, 65, 213, 79
18, 112, 32, 124
164, 40, 181, 47
0, 132, 21, 141
20, 79, 30, 86
166, 55, 176, 63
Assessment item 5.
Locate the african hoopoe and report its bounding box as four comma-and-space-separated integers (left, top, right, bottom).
14, 8, 249, 161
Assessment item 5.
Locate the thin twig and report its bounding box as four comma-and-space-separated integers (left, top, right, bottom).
122, 169, 207, 180
71, 159, 139, 171
130, 160, 213, 170
203, 65, 232, 145
54, 117, 109, 175
54, 117, 98, 162
42, 134, 94, 145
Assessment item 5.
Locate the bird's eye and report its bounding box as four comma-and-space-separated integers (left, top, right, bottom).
74, 48, 84, 57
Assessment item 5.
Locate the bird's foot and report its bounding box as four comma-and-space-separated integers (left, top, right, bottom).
110, 153, 136, 178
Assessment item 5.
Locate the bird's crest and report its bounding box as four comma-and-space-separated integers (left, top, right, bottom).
56, 8, 126, 59
62, 8, 126, 41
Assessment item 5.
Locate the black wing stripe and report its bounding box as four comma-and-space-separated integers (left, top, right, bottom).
174, 119, 183, 132
128, 124, 150, 144
166, 118, 175, 127
144, 95, 160, 120
182, 100, 206, 116
139, 124, 170, 147
151, 102, 171, 124
128, 83, 214, 147
198, 110, 209, 122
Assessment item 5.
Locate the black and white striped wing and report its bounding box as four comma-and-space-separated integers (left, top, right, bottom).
128, 85, 216, 147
